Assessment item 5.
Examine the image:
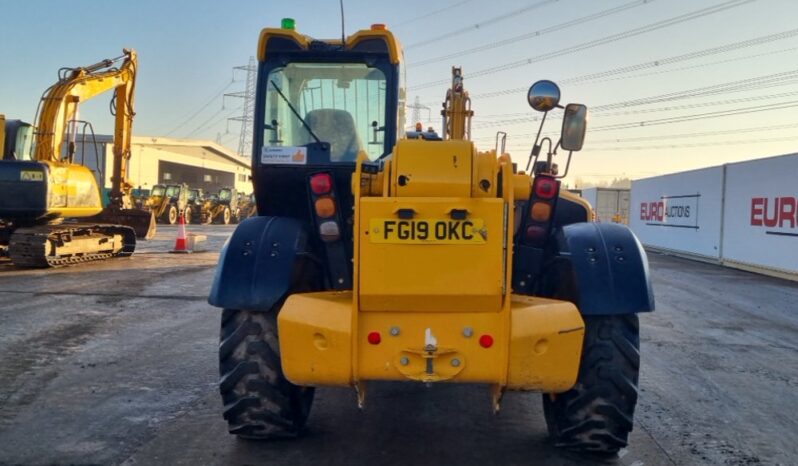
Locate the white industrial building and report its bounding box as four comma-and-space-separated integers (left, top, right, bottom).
77, 136, 252, 197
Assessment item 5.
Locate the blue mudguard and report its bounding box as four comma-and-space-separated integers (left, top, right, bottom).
547, 222, 655, 315
208, 216, 313, 311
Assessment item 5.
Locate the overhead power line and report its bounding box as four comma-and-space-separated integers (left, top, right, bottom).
165, 79, 234, 136
470, 68, 798, 128
494, 97, 798, 141
586, 121, 798, 144
478, 121, 798, 145
409, 0, 757, 90
394, 0, 474, 27
588, 99, 798, 132
409, 0, 652, 67
466, 28, 798, 101
184, 103, 244, 139
584, 135, 798, 151
404, 0, 558, 49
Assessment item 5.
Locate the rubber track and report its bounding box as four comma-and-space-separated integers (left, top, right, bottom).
219, 309, 313, 439
543, 314, 640, 454
8, 224, 135, 268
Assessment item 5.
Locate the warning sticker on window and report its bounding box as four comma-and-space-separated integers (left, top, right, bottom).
261, 146, 307, 165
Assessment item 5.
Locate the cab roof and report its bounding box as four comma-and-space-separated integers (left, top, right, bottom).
257, 25, 402, 65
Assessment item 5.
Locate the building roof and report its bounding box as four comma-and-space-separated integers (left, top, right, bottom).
132, 136, 250, 169
92, 135, 250, 169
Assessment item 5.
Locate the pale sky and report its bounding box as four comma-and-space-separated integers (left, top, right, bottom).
2, 0, 797, 186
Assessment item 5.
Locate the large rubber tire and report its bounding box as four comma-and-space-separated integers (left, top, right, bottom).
222, 207, 231, 225
165, 205, 178, 225
219, 309, 314, 439
543, 314, 640, 455
184, 207, 192, 225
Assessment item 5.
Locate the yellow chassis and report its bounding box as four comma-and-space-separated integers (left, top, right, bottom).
279, 291, 584, 408
278, 141, 588, 408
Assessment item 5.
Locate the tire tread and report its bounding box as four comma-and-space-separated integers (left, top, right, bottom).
543, 314, 640, 454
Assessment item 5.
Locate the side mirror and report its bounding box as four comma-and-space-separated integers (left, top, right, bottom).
561, 103, 588, 152
527, 80, 561, 112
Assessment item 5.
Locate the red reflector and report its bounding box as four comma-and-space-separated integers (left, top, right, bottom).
525, 225, 548, 243
534, 177, 557, 199
367, 331, 381, 345
310, 173, 332, 195
479, 335, 494, 348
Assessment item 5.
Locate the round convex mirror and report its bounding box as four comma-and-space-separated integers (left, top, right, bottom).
527, 80, 561, 112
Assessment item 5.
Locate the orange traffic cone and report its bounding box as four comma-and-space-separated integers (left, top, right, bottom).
170, 211, 190, 253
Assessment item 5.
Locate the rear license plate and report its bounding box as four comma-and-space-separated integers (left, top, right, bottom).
368, 218, 486, 244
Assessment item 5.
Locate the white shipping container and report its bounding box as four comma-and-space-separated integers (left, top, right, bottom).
580, 188, 630, 224
721, 154, 798, 275
630, 167, 724, 259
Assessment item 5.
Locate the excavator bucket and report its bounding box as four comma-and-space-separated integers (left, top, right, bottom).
91, 207, 157, 240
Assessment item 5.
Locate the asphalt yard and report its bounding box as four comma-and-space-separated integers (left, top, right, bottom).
0, 224, 795, 465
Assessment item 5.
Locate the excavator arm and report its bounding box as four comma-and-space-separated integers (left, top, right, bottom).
34, 49, 138, 209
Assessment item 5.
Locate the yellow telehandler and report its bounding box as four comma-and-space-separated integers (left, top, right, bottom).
208, 20, 653, 455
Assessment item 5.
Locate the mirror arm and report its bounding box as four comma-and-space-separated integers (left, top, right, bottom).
557, 151, 573, 179
525, 111, 548, 172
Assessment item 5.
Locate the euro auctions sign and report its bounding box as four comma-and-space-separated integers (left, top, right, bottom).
750, 197, 798, 236
639, 195, 699, 229
723, 154, 798, 275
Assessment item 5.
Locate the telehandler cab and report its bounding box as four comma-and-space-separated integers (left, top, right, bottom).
205, 187, 239, 224
147, 183, 188, 224
209, 20, 653, 454
186, 188, 206, 224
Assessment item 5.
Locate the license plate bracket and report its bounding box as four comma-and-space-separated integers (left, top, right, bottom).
368, 218, 486, 244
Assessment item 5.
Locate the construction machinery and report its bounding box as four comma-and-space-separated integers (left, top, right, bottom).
186, 187, 207, 224
204, 187, 238, 224
235, 192, 257, 220
0, 50, 155, 267
209, 20, 653, 455
146, 183, 188, 224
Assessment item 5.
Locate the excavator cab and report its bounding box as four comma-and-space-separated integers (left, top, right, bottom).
1, 117, 34, 161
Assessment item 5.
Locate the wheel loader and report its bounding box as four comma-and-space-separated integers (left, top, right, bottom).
0, 50, 155, 267
208, 20, 654, 455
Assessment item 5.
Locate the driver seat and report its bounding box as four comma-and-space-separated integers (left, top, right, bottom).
300, 109, 363, 162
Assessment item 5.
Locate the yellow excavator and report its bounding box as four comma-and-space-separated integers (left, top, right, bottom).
0, 49, 155, 267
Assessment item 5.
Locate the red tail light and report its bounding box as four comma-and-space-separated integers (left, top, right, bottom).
534, 177, 557, 199
310, 173, 332, 195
